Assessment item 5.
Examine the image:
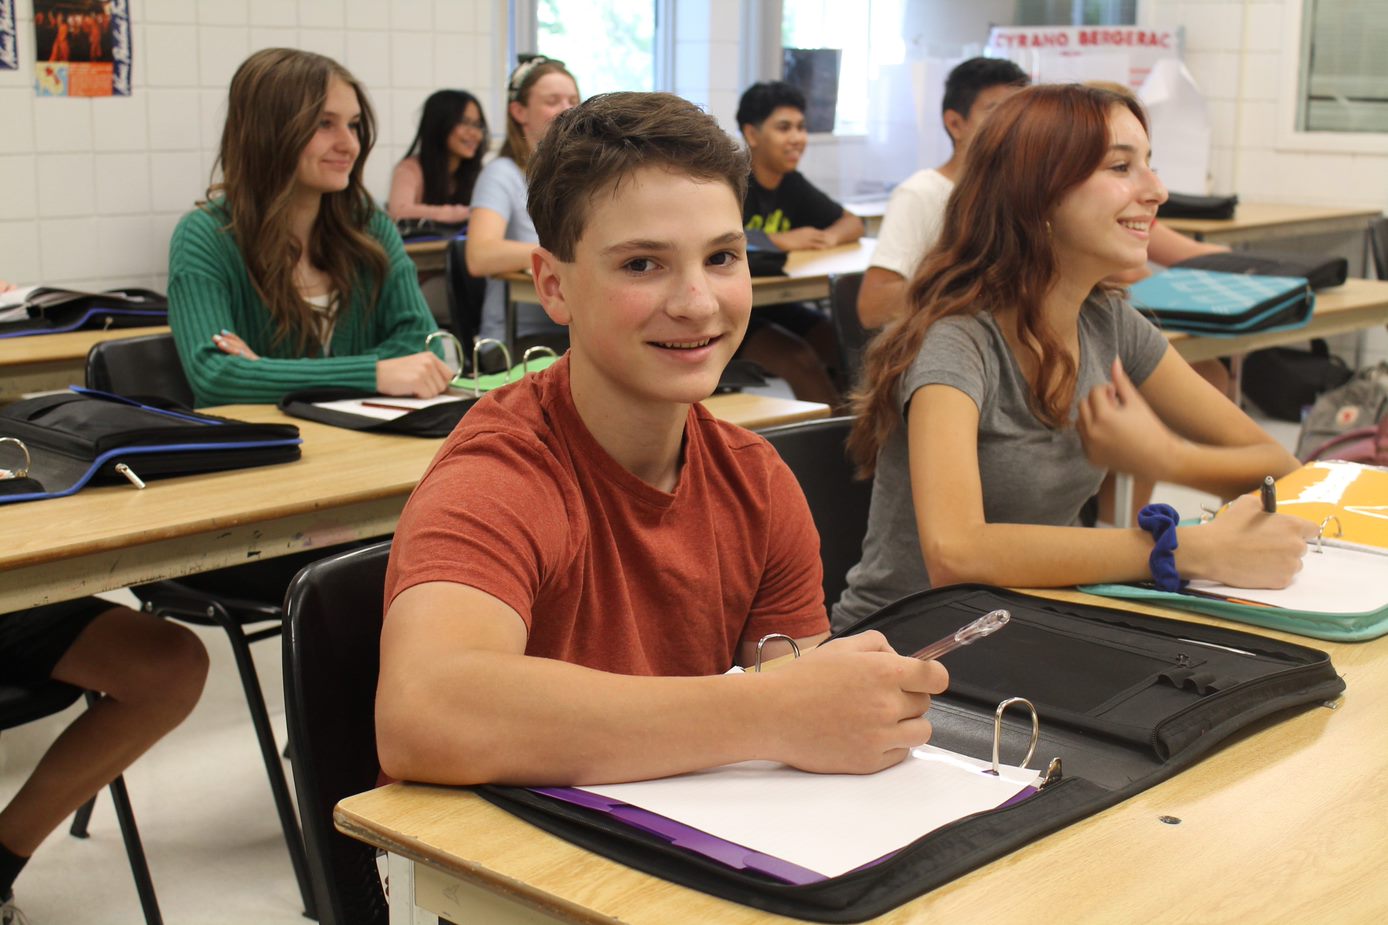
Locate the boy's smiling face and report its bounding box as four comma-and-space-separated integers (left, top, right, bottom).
537, 165, 752, 414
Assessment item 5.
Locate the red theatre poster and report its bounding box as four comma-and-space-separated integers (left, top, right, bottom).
33, 0, 131, 97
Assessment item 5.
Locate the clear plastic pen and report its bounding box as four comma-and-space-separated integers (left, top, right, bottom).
911, 609, 1011, 661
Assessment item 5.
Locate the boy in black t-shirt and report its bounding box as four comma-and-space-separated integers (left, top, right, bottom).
735, 81, 863, 408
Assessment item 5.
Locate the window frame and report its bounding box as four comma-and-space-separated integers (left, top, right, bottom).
1276, 0, 1388, 154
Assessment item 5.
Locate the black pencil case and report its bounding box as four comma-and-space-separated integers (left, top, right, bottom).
0, 287, 168, 338
478, 585, 1343, 923
0, 389, 301, 504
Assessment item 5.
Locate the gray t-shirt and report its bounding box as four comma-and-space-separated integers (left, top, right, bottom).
470, 156, 563, 343
831, 290, 1169, 631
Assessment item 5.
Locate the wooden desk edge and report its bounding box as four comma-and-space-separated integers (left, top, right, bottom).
335, 798, 610, 925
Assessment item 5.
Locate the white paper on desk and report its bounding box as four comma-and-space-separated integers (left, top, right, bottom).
1186, 543, 1388, 613
580, 744, 1039, 879
311, 395, 461, 421
0, 285, 41, 320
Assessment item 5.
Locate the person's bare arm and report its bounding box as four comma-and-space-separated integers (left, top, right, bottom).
908, 385, 1313, 591
465, 206, 538, 277
857, 266, 907, 329
826, 210, 865, 246
1078, 351, 1299, 498
1146, 222, 1228, 266
377, 582, 946, 786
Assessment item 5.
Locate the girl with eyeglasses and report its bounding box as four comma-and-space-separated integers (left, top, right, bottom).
389, 89, 490, 225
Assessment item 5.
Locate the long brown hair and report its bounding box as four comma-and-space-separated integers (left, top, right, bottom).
209, 47, 387, 355
499, 55, 579, 171
847, 84, 1147, 476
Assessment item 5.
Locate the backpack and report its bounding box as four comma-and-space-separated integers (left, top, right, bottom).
1296, 361, 1388, 465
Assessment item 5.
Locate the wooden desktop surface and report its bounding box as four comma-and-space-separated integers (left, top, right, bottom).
1165, 276, 1388, 363
337, 588, 1387, 924
1161, 202, 1382, 245
0, 394, 827, 613
502, 239, 878, 308
402, 238, 451, 273
0, 326, 171, 401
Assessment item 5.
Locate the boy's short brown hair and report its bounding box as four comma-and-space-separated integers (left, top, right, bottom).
528, 91, 749, 262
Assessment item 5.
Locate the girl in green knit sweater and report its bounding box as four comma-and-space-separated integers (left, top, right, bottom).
168, 47, 452, 406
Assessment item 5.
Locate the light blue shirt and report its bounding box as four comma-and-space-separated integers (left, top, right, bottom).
470, 156, 560, 344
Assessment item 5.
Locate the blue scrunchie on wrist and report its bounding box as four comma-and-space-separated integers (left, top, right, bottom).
1137, 503, 1187, 593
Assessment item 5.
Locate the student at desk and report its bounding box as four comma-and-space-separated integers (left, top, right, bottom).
465, 55, 580, 361
378, 92, 946, 787
167, 48, 450, 407
857, 58, 1029, 330
833, 84, 1316, 631
0, 601, 207, 921
388, 89, 488, 225
737, 80, 862, 409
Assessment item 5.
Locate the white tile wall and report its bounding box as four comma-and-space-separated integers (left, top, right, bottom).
0, 0, 500, 292
1146, 0, 1388, 366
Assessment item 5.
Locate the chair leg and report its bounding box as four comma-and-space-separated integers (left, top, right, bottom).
72, 692, 163, 925
215, 620, 318, 920
106, 774, 164, 925
69, 795, 96, 838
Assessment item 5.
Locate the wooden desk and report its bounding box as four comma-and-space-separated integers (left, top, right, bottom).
0, 326, 171, 402
503, 239, 878, 311
337, 590, 1386, 924
1165, 276, 1388, 363
402, 239, 451, 274
0, 394, 827, 613
1161, 202, 1382, 247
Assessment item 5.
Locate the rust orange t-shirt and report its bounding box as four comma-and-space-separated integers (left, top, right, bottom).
383, 355, 827, 676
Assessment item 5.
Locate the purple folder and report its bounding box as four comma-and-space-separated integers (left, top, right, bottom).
530, 784, 1041, 886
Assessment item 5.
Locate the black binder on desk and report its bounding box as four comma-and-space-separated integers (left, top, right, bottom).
0, 287, 168, 337
479, 585, 1344, 923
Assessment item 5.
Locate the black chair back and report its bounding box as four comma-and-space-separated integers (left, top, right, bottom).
827, 272, 871, 391
445, 237, 487, 367
283, 541, 392, 925
759, 416, 872, 612
1370, 215, 1388, 281
86, 332, 195, 407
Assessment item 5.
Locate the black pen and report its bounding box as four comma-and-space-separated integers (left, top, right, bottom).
1260, 476, 1277, 514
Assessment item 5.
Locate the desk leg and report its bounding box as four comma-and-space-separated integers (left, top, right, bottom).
388, 853, 439, 925
505, 279, 518, 359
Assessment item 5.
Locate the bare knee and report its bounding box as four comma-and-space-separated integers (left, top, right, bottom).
143, 622, 210, 718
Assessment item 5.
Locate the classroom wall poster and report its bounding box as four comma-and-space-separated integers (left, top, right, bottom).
33, 0, 131, 97
0, 0, 18, 71
985, 26, 1183, 91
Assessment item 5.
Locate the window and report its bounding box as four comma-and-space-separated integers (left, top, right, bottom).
1298, 0, 1388, 133
535, 0, 657, 96
1012, 1, 1135, 24
780, 0, 906, 135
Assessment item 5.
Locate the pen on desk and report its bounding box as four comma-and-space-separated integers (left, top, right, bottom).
1260, 476, 1277, 514
360, 400, 419, 412
911, 609, 1010, 661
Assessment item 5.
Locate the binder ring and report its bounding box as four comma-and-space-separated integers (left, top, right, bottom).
425, 330, 465, 377
469, 338, 513, 397
753, 633, 801, 673
0, 437, 31, 479
992, 697, 1039, 774
1315, 515, 1342, 554
522, 344, 558, 375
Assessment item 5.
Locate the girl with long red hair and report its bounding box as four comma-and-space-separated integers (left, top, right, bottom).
833, 84, 1314, 630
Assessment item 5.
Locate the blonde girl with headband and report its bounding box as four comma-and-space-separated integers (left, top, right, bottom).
465, 54, 580, 357
167, 47, 451, 406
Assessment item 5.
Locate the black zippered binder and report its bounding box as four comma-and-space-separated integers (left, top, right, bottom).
0, 388, 301, 503
478, 585, 1344, 923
